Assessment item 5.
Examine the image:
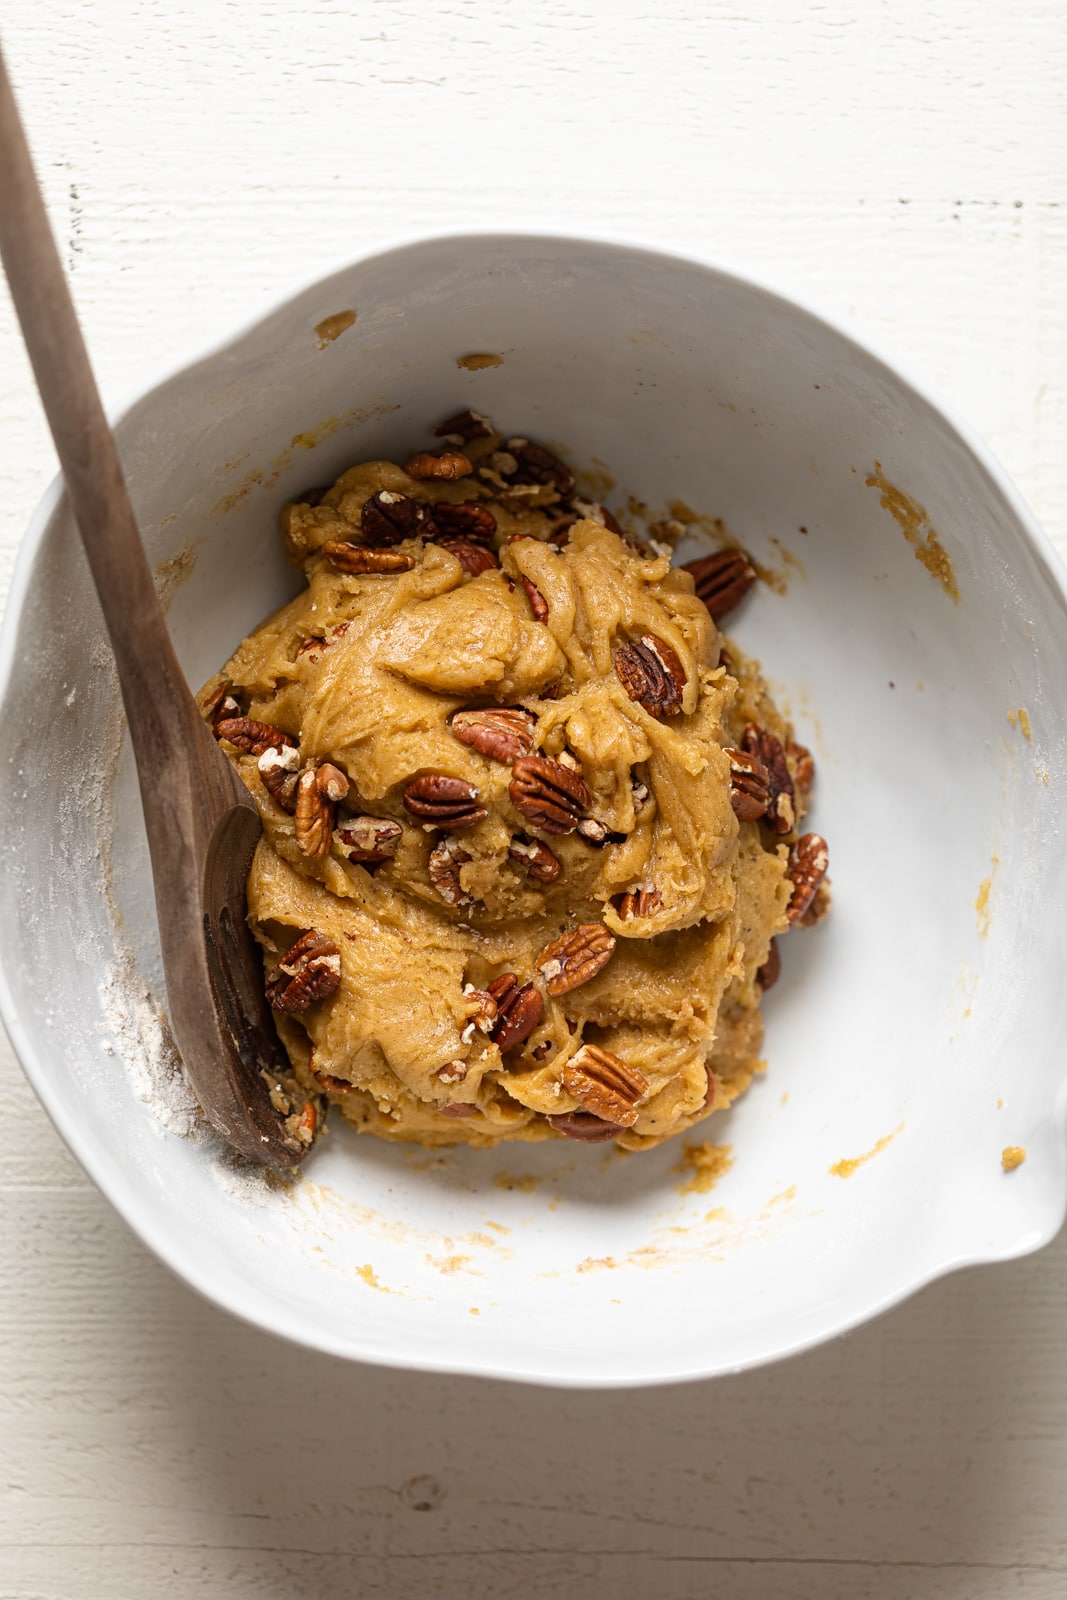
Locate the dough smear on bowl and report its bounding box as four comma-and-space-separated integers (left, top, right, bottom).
200, 412, 829, 1150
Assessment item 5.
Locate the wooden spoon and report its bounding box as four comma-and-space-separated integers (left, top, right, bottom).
0, 48, 306, 1167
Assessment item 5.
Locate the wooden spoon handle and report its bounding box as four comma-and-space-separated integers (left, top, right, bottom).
0, 46, 198, 759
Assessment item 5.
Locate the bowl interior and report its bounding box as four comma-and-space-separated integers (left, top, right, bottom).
3, 234, 1066, 1384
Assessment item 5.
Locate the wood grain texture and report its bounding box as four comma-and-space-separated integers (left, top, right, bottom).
1, 0, 1066, 1593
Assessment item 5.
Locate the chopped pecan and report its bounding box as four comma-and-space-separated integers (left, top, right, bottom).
265, 929, 341, 1013
430, 501, 497, 544
488, 975, 544, 1053
631, 777, 651, 812
546, 513, 577, 546
503, 438, 575, 497
436, 1100, 481, 1118
509, 755, 590, 835
295, 484, 329, 508
462, 983, 499, 1035
798, 882, 831, 928
786, 833, 829, 924
757, 937, 781, 990
787, 739, 816, 795
682, 547, 757, 621
562, 1044, 648, 1128
215, 717, 296, 757
405, 450, 473, 481
295, 634, 326, 663
614, 634, 686, 717
520, 574, 549, 622
440, 539, 500, 576
436, 1060, 468, 1085
704, 1067, 719, 1108
618, 886, 662, 920
203, 679, 242, 727
571, 497, 625, 536
360, 489, 433, 544
313, 1067, 354, 1094
434, 408, 495, 444
295, 763, 350, 858
403, 773, 488, 830
322, 543, 415, 574
742, 724, 795, 834
334, 814, 403, 863
508, 836, 561, 884
547, 1111, 623, 1143
536, 924, 616, 997
427, 837, 473, 906
577, 818, 627, 847
451, 706, 537, 763
258, 743, 301, 812
287, 1100, 318, 1147
724, 746, 772, 822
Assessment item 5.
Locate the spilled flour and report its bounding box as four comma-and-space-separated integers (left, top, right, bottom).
97, 960, 201, 1139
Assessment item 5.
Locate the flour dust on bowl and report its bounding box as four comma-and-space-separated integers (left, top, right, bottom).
1, 233, 1065, 1386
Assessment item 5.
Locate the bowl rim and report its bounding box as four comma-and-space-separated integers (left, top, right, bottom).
2, 226, 1066, 1388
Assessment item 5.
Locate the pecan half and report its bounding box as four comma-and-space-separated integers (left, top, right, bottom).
508, 836, 561, 883
614, 634, 686, 717
618, 886, 662, 920
724, 746, 771, 822
430, 501, 497, 544
322, 543, 415, 574
451, 706, 537, 763
403, 774, 487, 830
333, 814, 403, 862
405, 450, 473, 481
757, 937, 781, 990
434, 408, 495, 444
503, 438, 575, 497
214, 717, 295, 757
440, 539, 500, 576
786, 833, 829, 924
520, 574, 549, 622
427, 837, 473, 906
787, 739, 816, 796
536, 924, 616, 996
360, 489, 433, 545
258, 743, 301, 812
563, 1044, 648, 1128
295, 763, 350, 858
265, 929, 341, 1013
488, 975, 544, 1053
547, 1111, 623, 1143
682, 547, 757, 621
510, 755, 590, 835
742, 724, 795, 834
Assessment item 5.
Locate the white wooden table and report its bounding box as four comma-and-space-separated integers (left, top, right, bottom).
2, 4, 1066, 1594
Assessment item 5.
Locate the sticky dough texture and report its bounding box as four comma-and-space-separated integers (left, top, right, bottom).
204, 453, 797, 1149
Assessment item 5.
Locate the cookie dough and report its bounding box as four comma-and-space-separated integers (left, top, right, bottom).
201, 415, 828, 1150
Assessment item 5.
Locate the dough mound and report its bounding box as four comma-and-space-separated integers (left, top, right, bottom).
201, 422, 821, 1150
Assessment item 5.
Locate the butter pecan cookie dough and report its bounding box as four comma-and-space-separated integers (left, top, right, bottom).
199, 410, 829, 1151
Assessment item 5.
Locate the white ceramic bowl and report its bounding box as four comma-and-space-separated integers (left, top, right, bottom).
3, 232, 1066, 1387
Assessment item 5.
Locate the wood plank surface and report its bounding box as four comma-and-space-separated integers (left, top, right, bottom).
1, 2, 1065, 1594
